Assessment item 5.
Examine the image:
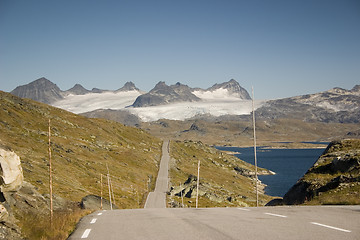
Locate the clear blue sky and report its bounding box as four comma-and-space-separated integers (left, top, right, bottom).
1, 0, 359, 99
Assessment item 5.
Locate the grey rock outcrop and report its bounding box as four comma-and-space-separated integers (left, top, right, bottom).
80, 194, 118, 210
0, 147, 24, 240
0, 148, 23, 192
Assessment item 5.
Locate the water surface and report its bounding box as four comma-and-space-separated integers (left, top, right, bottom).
216, 146, 325, 197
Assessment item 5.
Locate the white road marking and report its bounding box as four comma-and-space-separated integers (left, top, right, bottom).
310, 222, 351, 233
90, 218, 97, 224
97, 212, 103, 216
264, 213, 287, 218
81, 229, 91, 238
237, 208, 250, 211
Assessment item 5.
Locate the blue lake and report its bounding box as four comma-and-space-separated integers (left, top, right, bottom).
216, 146, 326, 197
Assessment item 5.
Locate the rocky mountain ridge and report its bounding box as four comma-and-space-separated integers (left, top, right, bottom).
10, 77, 140, 104
10, 78, 251, 106
9, 78, 360, 123
132, 82, 201, 107
256, 85, 360, 123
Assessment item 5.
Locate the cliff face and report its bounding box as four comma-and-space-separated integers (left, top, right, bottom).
268, 139, 360, 206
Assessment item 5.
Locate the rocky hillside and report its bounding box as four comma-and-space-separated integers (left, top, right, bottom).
0, 90, 163, 238
168, 141, 274, 208
268, 139, 360, 205
256, 85, 360, 123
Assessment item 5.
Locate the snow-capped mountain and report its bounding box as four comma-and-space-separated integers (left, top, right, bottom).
10, 78, 255, 121
132, 82, 200, 107
193, 79, 251, 100
10, 77, 359, 123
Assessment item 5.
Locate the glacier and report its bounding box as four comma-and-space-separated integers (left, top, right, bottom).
52, 89, 264, 122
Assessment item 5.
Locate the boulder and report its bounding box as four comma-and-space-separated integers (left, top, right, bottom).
80, 194, 118, 210
0, 148, 23, 192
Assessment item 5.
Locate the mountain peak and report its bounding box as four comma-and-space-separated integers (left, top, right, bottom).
207, 79, 251, 100
11, 77, 63, 104
116, 82, 139, 92
132, 81, 199, 107
152, 81, 170, 91
66, 84, 90, 95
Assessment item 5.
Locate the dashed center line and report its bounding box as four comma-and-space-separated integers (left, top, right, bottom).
310, 222, 351, 233
237, 208, 250, 211
81, 229, 91, 238
264, 213, 287, 218
97, 212, 103, 216
90, 218, 97, 224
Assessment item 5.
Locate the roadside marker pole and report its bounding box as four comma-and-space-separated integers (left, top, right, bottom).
107, 174, 112, 210
106, 164, 113, 210
100, 174, 103, 210
196, 160, 200, 208
252, 87, 259, 207
110, 177, 116, 206
180, 182, 184, 208
48, 119, 53, 227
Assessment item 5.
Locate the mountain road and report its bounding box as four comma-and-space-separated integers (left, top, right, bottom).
68, 140, 360, 239
68, 205, 360, 239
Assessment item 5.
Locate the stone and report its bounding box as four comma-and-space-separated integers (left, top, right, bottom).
0, 148, 23, 192
80, 194, 118, 210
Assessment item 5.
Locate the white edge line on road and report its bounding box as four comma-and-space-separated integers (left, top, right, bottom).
237, 208, 250, 211
90, 218, 97, 224
310, 222, 351, 233
97, 212, 103, 216
81, 229, 91, 238
264, 213, 287, 218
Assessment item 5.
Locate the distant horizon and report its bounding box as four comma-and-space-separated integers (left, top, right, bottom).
4, 76, 359, 100
1, 1, 359, 99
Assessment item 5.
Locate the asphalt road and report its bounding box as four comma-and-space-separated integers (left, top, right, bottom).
144, 140, 169, 209
68, 205, 360, 240
69, 140, 360, 239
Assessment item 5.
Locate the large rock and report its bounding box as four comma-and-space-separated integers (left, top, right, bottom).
80, 194, 118, 210
0, 148, 23, 192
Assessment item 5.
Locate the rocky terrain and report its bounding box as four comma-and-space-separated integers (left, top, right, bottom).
267, 139, 360, 206
167, 140, 275, 208
256, 85, 360, 123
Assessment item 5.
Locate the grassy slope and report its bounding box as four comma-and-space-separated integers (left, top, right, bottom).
0, 91, 162, 208
303, 139, 360, 205
168, 140, 274, 207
